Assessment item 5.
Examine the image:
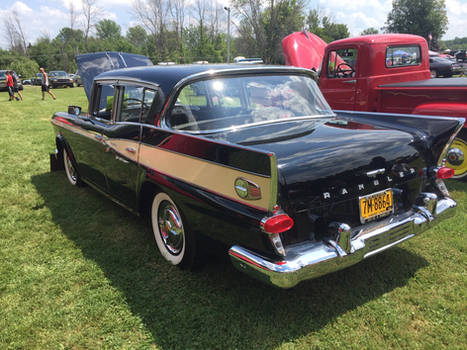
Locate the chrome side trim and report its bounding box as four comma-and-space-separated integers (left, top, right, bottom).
229, 194, 457, 289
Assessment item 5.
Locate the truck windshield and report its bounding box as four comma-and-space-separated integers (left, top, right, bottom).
166, 74, 334, 133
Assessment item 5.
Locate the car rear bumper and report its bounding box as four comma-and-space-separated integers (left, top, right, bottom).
229, 193, 457, 288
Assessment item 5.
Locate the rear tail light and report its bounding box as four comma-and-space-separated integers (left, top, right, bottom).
261, 214, 294, 234
260, 213, 294, 257
436, 167, 454, 179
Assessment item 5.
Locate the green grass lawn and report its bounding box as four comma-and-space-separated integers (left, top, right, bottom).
0, 86, 466, 349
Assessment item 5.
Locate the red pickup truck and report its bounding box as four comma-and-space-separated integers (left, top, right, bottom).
282, 32, 467, 179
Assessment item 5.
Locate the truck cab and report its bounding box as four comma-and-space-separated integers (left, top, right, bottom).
282, 32, 467, 179
319, 34, 430, 112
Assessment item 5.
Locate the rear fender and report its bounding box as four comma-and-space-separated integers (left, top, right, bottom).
335, 110, 465, 165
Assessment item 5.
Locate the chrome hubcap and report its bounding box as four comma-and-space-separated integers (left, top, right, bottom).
158, 201, 184, 255
447, 147, 464, 166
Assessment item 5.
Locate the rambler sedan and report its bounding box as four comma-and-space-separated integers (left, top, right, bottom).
50, 53, 463, 288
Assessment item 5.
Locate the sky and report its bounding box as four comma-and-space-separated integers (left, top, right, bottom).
1, 0, 467, 50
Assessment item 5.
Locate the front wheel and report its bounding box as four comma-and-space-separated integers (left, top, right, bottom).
446, 135, 467, 180
151, 192, 196, 268
63, 147, 82, 186
430, 69, 438, 78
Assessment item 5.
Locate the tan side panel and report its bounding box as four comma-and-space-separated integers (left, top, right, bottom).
139, 143, 272, 211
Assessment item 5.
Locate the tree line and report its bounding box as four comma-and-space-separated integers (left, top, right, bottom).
1, 0, 459, 80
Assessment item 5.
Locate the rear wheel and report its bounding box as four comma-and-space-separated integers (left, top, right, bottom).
63, 148, 82, 186
430, 69, 438, 78
151, 192, 196, 267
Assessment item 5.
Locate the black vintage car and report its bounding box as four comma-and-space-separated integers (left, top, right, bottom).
50, 52, 463, 288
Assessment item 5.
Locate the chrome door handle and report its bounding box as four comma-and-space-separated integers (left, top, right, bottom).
125, 147, 136, 154
343, 80, 356, 84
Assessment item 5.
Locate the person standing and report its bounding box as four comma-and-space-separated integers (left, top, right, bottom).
5, 71, 17, 101
39, 67, 56, 100
11, 71, 23, 101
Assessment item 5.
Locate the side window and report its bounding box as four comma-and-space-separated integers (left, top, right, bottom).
116, 85, 158, 123
386, 46, 421, 67
327, 48, 358, 78
167, 81, 208, 130
92, 83, 115, 121
177, 81, 208, 107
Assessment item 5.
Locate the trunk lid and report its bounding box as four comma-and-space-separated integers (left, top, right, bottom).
213, 114, 462, 244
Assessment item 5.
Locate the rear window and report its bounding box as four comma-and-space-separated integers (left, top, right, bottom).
165, 74, 333, 133
386, 46, 421, 68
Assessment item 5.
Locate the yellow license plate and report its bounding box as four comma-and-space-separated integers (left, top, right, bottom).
359, 189, 393, 222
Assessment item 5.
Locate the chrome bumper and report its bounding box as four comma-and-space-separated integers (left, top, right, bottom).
229, 194, 457, 289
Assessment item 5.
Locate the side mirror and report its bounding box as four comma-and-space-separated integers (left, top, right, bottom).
68, 105, 82, 115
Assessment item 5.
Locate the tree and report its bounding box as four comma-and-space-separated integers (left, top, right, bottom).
95, 20, 122, 41
233, 0, 305, 63
3, 10, 28, 55
133, 0, 171, 61
361, 27, 379, 35
384, 0, 448, 50
0, 49, 38, 78
82, 0, 102, 50
306, 8, 349, 43
127, 26, 148, 51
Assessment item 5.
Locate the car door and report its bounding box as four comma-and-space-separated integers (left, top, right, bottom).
100, 83, 159, 209
320, 47, 358, 110
70, 82, 117, 191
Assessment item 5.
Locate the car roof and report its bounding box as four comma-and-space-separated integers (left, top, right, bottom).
95, 64, 315, 97
329, 34, 426, 47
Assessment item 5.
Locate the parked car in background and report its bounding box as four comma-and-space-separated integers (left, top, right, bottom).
0, 70, 23, 91
22, 78, 32, 85
69, 73, 82, 86
50, 52, 462, 288
49, 71, 74, 88
429, 56, 462, 77
454, 50, 466, 62
31, 73, 42, 85
233, 56, 264, 64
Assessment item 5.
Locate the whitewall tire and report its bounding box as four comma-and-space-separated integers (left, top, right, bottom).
151, 192, 194, 267
63, 148, 81, 186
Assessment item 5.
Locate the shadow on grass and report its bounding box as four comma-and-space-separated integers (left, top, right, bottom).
32, 171, 429, 350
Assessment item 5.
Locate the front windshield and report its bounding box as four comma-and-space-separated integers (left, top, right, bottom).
166, 74, 333, 132
50, 71, 67, 77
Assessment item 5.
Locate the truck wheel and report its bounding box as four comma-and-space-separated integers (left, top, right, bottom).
151, 192, 196, 268
430, 70, 438, 78
446, 133, 467, 180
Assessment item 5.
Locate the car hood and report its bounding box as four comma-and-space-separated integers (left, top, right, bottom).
76, 52, 153, 100
282, 31, 326, 71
